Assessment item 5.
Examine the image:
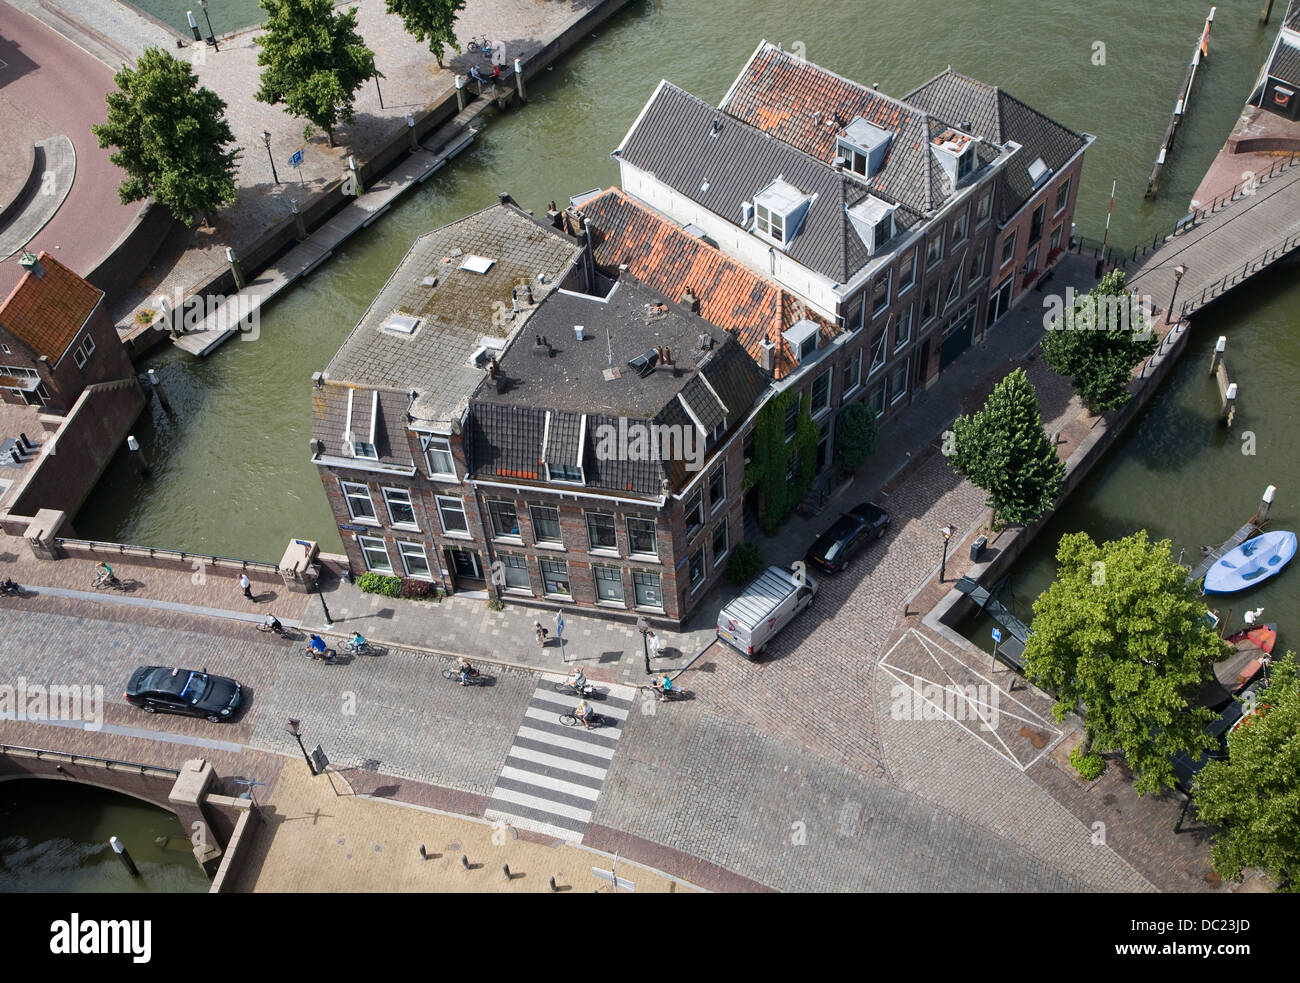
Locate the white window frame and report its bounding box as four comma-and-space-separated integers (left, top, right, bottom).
382, 486, 418, 529
398, 540, 432, 580
346, 388, 380, 461
423, 435, 456, 480
685, 490, 704, 537
1000, 231, 1017, 268
843, 347, 863, 396
1050, 224, 1063, 253
487, 499, 521, 540
871, 273, 891, 318
586, 510, 619, 553
500, 552, 532, 592
969, 243, 987, 286
894, 304, 913, 352
898, 247, 917, 293
627, 516, 658, 558
1025, 244, 1040, 275
709, 466, 726, 513
1054, 177, 1072, 217
540, 557, 572, 597
926, 233, 944, 268
952, 208, 969, 245
976, 190, 992, 226
712, 520, 729, 566
530, 504, 562, 545
755, 202, 785, 243
593, 564, 625, 603
342, 481, 378, 524
688, 546, 706, 592
633, 569, 663, 609
889, 357, 911, 405
436, 495, 470, 536
810, 370, 832, 418
358, 535, 393, 574
868, 329, 888, 376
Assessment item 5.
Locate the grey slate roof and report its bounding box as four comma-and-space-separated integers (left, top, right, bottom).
904, 70, 1089, 224
312, 385, 416, 466
1268, 38, 1300, 86
1286, 0, 1300, 32
323, 201, 582, 431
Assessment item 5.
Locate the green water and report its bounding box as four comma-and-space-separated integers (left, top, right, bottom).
78, 0, 1300, 643
0, 779, 211, 892
129, 0, 264, 35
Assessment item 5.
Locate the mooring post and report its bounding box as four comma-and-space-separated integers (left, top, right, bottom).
146, 368, 172, 413
225, 246, 245, 290
1221, 382, 1237, 428
1262, 0, 1274, 23
455, 74, 466, 111
127, 435, 151, 475
1210, 335, 1226, 375
1259, 485, 1276, 524
406, 113, 419, 151
291, 201, 307, 241
514, 58, 526, 102
110, 836, 139, 877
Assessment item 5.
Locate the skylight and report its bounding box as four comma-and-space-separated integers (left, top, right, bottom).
381, 314, 420, 334
460, 255, 495, 274
1028, 157, 1051, 189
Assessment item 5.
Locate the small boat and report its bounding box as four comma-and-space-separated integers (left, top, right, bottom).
1225, 622, 1277, 655
1203, 530, 1298, 594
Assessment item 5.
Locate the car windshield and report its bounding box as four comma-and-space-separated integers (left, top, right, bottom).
179, 672, 209, 702
823, 541, 842, 561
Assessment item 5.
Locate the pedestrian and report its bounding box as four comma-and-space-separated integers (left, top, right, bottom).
534, 620, 549, 648
646, 629, 660, 660
239, 572, 254, 601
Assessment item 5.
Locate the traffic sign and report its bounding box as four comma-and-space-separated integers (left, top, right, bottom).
288, 149, 304, 168
991, 627, 1003, 643
555, 611, 565, 638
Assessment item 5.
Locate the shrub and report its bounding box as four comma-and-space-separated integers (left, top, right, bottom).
726, 542, 765, 585
486, 597, 504, 612
135, 308, 156, 326
1070, 745, 1105, 781
398, 578, 441, 600
357, 572, 401, 597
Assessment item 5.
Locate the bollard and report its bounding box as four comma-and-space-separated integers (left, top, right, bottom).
514, 58, 526, 102
503, 864, 511, 880
147, 368, 172, 413
460, 854, 469, 870
455, 74, 466, 112
1222, 382, 1237, 428
549, 876, 558, 892
419, 844, 427, 860
110, 836, 139, 877
406, 113, 418, 152
1210, 336, 1226, 376
127, 435, 151, 475
225, 247, 245, 290
291, 202, 307, 242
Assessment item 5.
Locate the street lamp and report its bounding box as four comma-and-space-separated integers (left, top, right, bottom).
1169, 264, 1187, 321
284, 718, 317, 776
197, 0, 218, 50
939, 524, 956, 583
636, 616, 651, 675
261, 130, 279, 186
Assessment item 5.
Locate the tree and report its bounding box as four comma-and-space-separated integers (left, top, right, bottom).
834, 401, 878, 473
255, 0, 378, 147
1195, 653, 1300, 890
1040, 269, 1159, 412
947, 368, 1064, 527
385, 0, 465, 67
92, 47, 240, 227
1023, 530, 1225, 796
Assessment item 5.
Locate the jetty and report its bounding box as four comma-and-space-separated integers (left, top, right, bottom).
1185, 486, 1275, 591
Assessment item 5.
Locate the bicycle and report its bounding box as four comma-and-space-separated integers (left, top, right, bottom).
441, 666, 483, 685
553, 678, 595, 698
344, 636, 371, 656
559, 709, 606, 729
92, 573, 127, 592
467, 35, 493, 58
256, 620, 295, 640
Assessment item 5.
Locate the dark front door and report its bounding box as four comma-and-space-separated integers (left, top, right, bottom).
445, 547, 484, 591
939, 310, 976, 372
916, 339, 931, 386
987, 274, 1014, 326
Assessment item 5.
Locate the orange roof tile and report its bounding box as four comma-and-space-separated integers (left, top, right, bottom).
0, 252, 103, 363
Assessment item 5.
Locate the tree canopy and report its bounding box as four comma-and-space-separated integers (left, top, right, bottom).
947, 367, 1064, 527
92, 47, 240, 226
385, 0, 466, 66
1023, 530, 1226, 795
1196, 653, 1300, 890
1040, 269, 1159, 412
255, 0, 378, 147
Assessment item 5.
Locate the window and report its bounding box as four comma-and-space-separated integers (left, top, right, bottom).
868, 383, 887, 416
952, 208, 969, 244
627, 516, 657, 557
346, 388, 379, 460
895, 304, 913, 351
358, 535, 392, 573
530, 505, 562, 544
810, 371, 831, 416
633, 570, 662, 608
890, 357, 910, 404
755, 202, 785, 243
1050, 224, 1063, 252
784, 394, 801, 441
898, 247, 917, 292
548, 462, 582, 483
685, 490, 704, 537
843, 145, 869, 175
869, 330, 888, 375
922, 283, 939, 324
436, 495, 468, 534
926, 233, 943, 268
957, 147, 975, 180
500, 553, 532, 590
709, 466, 726, 511
342, 481, 377, 523
1000, 231, 1017, 267
969, 243, 987, 285
871, 274, 890, 316
712, 521, 729, 565
487, 500, 520, 538
0, 345, 9, 355
976, 190, 992, 226
873, 214, 893, 250
540, 558, 571, 596
843, 347, 862, 395
688, 548, 706, 589
1025, 245, 1040, 276
382, 487, 417, 528
945, 269, 962, 310
594, 565, 624, 602
843, 293, 865, 335
1029, 203, 1045, 245
1054, 177, 1071, 215
398, 540, 431, 579
586, 511, 618, 551
424, 436, 455, 478
71, 334, 95, 369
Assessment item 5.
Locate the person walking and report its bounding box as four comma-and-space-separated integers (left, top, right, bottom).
646, 629, 660, 661
239, 572, 254, 601
534, 620, 549, 648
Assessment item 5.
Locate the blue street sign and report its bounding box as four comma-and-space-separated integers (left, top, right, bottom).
992, 627, 1003, 643
289, 150, 304, 168
555, 611, 565, 638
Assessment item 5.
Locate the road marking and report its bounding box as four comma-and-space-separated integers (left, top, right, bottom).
0, 715, 245, 753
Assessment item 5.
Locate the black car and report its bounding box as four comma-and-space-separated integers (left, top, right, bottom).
125, 666, 242, 722
806, 502, 891, 573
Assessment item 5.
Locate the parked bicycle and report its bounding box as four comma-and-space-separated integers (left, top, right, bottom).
467, 35, 493, 58
0, 578, 28, 598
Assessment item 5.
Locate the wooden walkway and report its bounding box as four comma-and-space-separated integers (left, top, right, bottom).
173, 104, 488, 357
1126, 158, 1300, 323
1186, 518, 1264, 591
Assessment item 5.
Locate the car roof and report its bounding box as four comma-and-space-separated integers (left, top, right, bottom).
849, 502, 888, 521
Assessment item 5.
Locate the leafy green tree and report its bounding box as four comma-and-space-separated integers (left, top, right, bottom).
1040, 269, 1159, 412
92, 47, 239, 227
834, 401, 878, 473
742, 389, 818, 535
385, 0, 465, 67
1196, 653, 1300, 890
1024, 530, 1226, 795
255, 0, 378, 147
947, 368, 1064, 527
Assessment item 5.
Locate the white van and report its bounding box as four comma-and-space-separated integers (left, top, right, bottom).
716, 566, 818, 659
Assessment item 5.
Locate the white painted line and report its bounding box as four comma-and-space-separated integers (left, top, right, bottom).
515, 725, 618, 758
507, 744, 610, 780
488, 786, 594, 823
483, 809, 581, 842
498, 765, 601, 801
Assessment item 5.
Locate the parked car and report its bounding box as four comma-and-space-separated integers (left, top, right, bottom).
125, 666, 242, 722
806, 502, 891, 573
717, 566, 818, 659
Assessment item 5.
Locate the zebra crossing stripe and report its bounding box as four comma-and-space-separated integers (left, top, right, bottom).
485, 678, 637, 842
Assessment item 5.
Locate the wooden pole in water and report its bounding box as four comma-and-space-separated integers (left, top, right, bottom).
1261, 0, 1275, 25
110, 836, 139, 877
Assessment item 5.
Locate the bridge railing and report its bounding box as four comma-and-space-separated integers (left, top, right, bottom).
0, 744, 181, 776
1180, 227, 1300, 318
54, 537, 280, 574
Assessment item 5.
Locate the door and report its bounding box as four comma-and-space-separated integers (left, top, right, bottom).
939, 310, 976, 372
915, 338, 931, 386
445, 546, 485, 591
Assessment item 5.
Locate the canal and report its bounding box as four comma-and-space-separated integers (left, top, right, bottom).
82, 1, 1299, 642
0, 779, 211, 892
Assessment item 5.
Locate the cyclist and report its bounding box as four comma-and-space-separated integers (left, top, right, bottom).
575, 700, 595, 730
263, 613, 284, 634
307, 634, 328, 659
652, 673, 674, 702
457, 658, 476, 686
568, 667, 588, 694
347, 631, 367, 653
94, 561, 116, 586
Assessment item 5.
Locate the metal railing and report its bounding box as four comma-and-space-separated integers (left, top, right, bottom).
54, 538, 280, 574
0, 744, 181, 776
1179, 228, 1300, 319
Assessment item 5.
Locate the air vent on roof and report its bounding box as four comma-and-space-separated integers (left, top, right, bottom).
382, 315, 420, 334
421, 275, 438, 288
460, 255, 495, 274
628, 349, 660, 378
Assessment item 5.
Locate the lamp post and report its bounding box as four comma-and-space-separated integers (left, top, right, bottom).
261, 130, 279, 185
314, 575, 332, 627
1169, 264, 1187, 321
197, 0, 218, 50
636, 616, 651, 675
939, 524, 956, 583
284, 718, 317, 776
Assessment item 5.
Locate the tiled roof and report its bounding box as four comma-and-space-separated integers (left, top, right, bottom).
904, 70, 1088, 223
1268, 38, 1300, 86
312, 383, 416, 465
576, 188, 839, 380
0, 252, 103, 362
1286, 0, 1300, 32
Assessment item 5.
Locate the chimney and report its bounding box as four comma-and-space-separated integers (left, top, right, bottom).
533, 335, 552, 358
759, 337, 775, 374
682, 286, 700, 313
19, 252, 44, 278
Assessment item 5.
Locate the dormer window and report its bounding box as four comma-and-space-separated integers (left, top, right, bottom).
783, 318, 820, 363
837, 117, 893, 180
958, 146, 976, 180
846, 195, 898, 256
753, 178, 813, 246
344, 388, 379, 460
931, 128, 980, 189
1027, 157, 1052, 190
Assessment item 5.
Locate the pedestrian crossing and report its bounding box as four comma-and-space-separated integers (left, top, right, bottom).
484, 677, 636, 842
